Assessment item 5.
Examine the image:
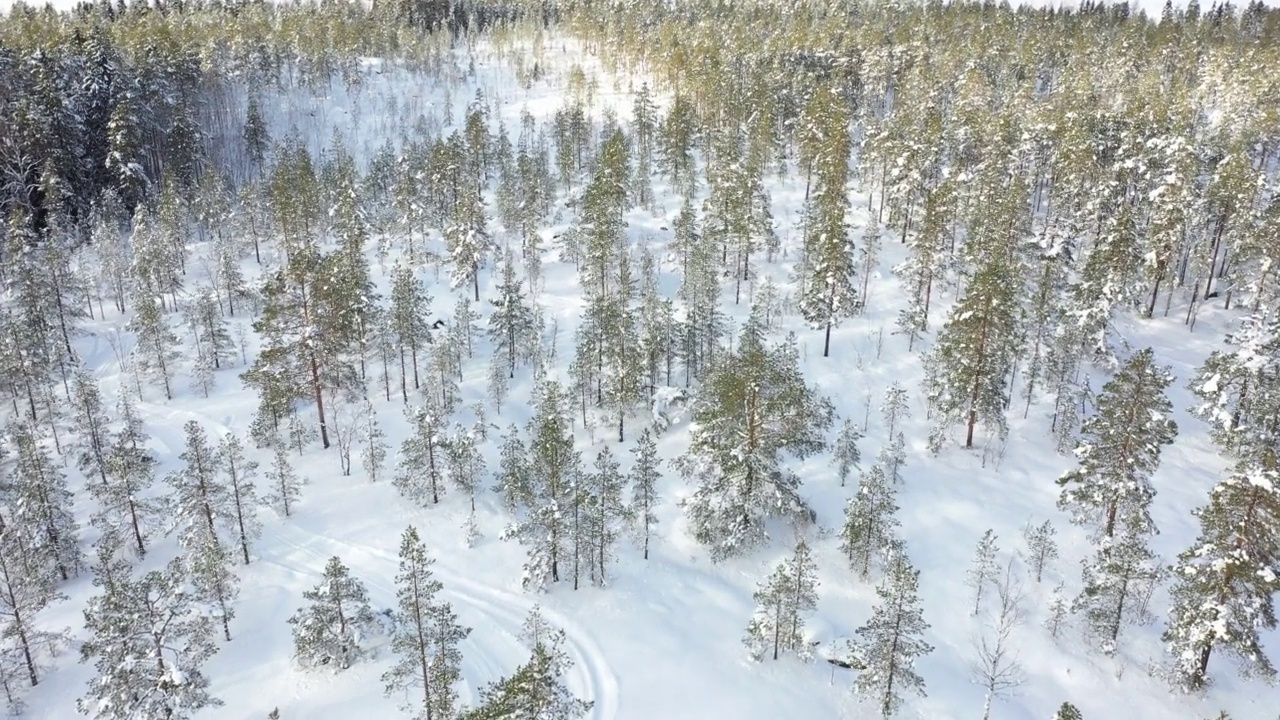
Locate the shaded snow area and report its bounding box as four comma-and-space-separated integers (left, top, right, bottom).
13, 33, 1277, 720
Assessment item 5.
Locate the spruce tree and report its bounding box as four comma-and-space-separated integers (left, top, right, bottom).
382, 527, 470, 720
288, 556, 376, 671
850, 550, 933, 718
445, 187, 493, 302
628, 428, 661, 560
798, 85, 857, 358
1057, 348, 1176, 540
1045, 583, 1070, 639
881, 383, 911, 440
744, 540, 820, 661
494, 425, 532, 514
1163, 461, 1280, 689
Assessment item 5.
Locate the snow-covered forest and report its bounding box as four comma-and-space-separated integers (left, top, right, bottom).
1, 0, 1279, 718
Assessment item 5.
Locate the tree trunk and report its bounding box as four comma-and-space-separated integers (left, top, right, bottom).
309, 350, 331, 449
129, 496, 147, 557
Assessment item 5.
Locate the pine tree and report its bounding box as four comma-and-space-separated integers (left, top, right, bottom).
1073, 533, 1160, 655
501, 382, 581, 591
850, 550, 933, 718
1057, 348, 1177, 540
459, 628, 593, 720
186, 286, 234, 373
1163, 461, 1280, 690
70, 367, 113, 486
213, 228, 249, 318
389, 262, 433, 402
585, 446, 627, 586
187, 533, 239, 643
1045, 583, 1070, 639
445, 187, 493, 302
1022, 520, 1059, 584
288, 556, 376, 671
967, 530, 1001, 616
881, 383, 911, 440
744, 540, 820, 661
834, 418, 863, 487
396, 406, 449, 507
0, 513, 67, 691
628, 428, 661, 560
247, 240, 355, 450
265, 445, 304, 518
880, 433, 907, 486
78, 553, 221, 719
494, 425, 532, 514
382, 527, 470, 720
130, 290, 181, 401
11, 425, 82, 582
678, 315, 833, 560
798, 84, 857, 358
93, 390, 158, 557
360, 399, 388, 483
444, 424, 486, 514
924, 243, 1020, 450
1053, 703, 1083, 720
218, 433, 260, 566
164, 421, 226, 551
488, 254, 539, 381
839, 464, 901, 580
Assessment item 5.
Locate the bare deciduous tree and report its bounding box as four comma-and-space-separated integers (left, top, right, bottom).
970, 558, 1027, 720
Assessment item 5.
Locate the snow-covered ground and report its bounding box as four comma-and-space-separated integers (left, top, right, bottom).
11, 27, 1278, 720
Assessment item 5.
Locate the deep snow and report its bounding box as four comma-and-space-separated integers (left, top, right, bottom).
7, 26, 1277, 720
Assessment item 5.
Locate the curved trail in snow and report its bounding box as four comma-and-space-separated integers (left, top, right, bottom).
262, 520, 621, 720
